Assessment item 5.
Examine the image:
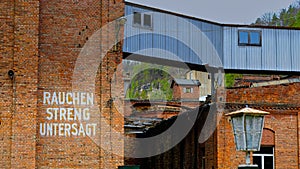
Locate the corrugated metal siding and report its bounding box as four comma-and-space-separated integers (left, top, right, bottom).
291, 30, 300, 71
123, 4, 223, 68
152, 12, 166, 58
223, 26, 300, 72
124, 4, 300, 73
276, 29, 291, 71
164, 14, 178, 61
261, 29, 276, 71
223, 27, 232, 69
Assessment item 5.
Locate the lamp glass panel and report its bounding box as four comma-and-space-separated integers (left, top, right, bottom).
245, 115, 264, 150
232, 115, 245, 150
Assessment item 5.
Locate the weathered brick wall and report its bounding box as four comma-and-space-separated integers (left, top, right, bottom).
216, 115, 249, 169
226, 82, 300, 105
217, 109, 299, 169
37, 0, 125, 168
215, 82, 300, 169
172, 84, 200, 101
0, 0, 39, 168
0, 0, 14, 168
261, 128, 275, 146
0, 0, 127, 168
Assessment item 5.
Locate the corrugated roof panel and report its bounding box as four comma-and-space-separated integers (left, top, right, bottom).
173, 78, 201, 86
246, 47, 262, 70
177, 18, 191, 63
291, 30, 300, 71
152, 12, 166, 58
189, 19, 203, 64
262, 29, 277, 71
124, 4, 300, 73
276, 29, 291, 71
165, 14, 178, 60
223, 27, 233, 69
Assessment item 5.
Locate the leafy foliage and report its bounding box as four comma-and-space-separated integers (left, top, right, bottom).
126, 67, 173, 101
123, 61, 189, 101
254, 1, 300, 27
225, 74, 243, 87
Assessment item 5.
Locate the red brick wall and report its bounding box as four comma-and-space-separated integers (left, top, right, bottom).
226, 82, 300, 104
0, 0, 15, 167
173, 84, 200, 100
261, 128, 275, 146
215, 83, 300, 169
0, 0, 39, 168
0, 0, 125, 168
38, 0, 125, 168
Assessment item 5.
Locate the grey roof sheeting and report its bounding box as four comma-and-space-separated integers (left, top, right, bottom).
172, 78, 201, 86
251, 78, 300, 88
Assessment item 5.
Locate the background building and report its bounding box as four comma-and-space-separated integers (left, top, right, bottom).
171, 78, 201, 101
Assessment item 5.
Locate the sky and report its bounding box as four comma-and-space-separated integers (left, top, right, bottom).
126, 0, 297, 24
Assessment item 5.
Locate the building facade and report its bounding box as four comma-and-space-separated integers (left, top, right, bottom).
0, 0, 125, 168
1, 0, 300, 169
171, 78, 201, 101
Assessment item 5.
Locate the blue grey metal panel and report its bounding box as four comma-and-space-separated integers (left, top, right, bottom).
189, 19, 202, 64
211, 24, 223, 66
225, 27, 263, 70
235, 46, 247, 70
291, 30, 300, 71
124, 6, 140, 53
164, 14, 178, 60
261, 29, 277, 71
246, 45, 262, 70
276, 29, 291, 71
152, 12, 166, 58
124, 4, 223, 68
223, 27, 233, 69
177, 18, 190, 62
124, 4, 300, 73
222, 26, 300, 72
214, 25, 223, 63
203, 22, 214, 65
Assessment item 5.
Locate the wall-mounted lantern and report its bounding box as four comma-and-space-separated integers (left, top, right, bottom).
114, 17, 127, 51
226, 106, 269, 169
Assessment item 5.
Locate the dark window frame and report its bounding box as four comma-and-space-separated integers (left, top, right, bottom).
132, 11, 153, 30
143, 13, 152, 28
183, 87, 193, 93
238, 30, 262, 46
133, 12, 142, 26
253, 146, 274, 169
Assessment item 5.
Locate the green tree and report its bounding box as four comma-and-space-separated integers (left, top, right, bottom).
225, 74, 243, 88
254, 2, 300, 27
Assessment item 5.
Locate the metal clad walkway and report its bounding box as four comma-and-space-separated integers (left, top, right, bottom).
123, 3, 300, 74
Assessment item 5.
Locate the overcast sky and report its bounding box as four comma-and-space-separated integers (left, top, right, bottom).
126, 0, 297, 24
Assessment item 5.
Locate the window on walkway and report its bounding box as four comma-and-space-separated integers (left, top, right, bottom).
238, 30, 262, 46
133, 11, 152, 29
